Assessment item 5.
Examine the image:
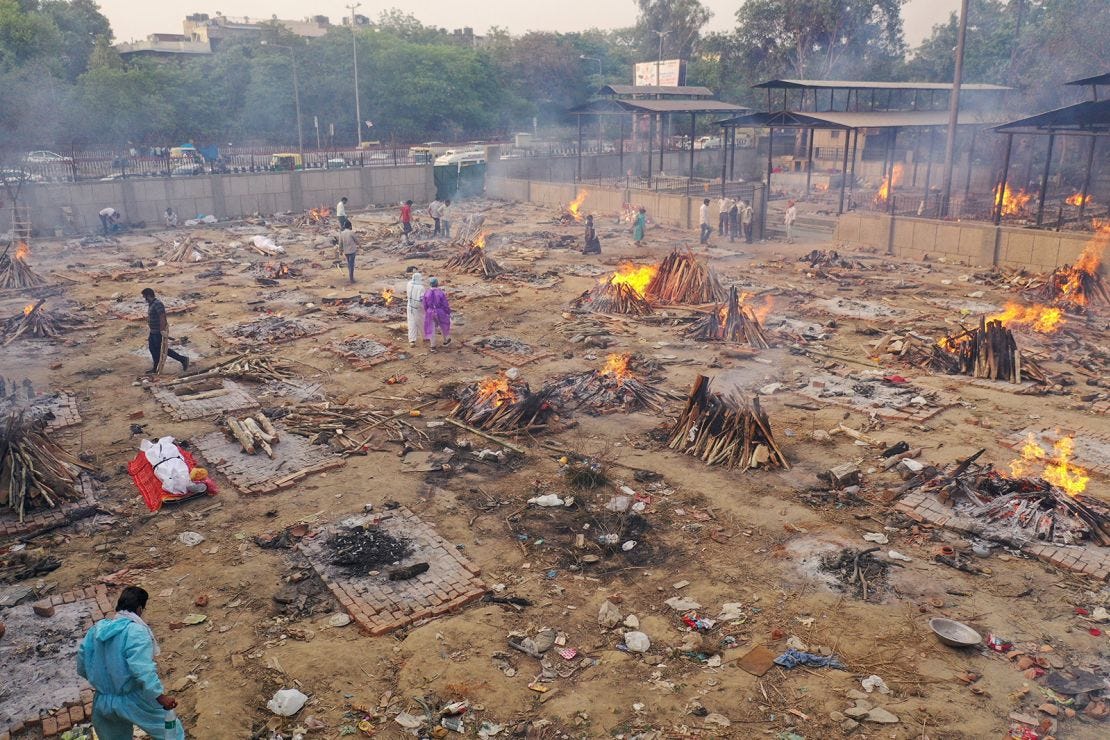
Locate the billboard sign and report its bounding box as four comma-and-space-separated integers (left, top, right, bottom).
634, 59, 685, 87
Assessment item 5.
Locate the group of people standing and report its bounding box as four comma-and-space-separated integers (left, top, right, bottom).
700, 197, 753, 245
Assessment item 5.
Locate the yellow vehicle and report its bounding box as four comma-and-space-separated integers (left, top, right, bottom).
270, 153, 304, 171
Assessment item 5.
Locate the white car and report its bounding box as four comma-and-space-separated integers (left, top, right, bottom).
26, 150, 68, 163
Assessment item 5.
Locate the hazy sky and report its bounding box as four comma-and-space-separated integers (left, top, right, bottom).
104, 0, 962, 47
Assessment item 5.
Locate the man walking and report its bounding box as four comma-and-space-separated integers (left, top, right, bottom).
699, 199, 712, 245
141, 288, 189, 375
339, 220, 359, 283
77, 586, 184, 740
400, 199, 414, 245
336, 196, 349, 229
784, 200, 797, 243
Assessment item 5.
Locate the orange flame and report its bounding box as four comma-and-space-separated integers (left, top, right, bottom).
473, 231, 488, 249
475, 373, 517, 408
874, 164, 904, 204
14, 242, 29, 261
308, 206, 331, 222
1065, 192, 1092, 207
740, 292, 773, 324
567, 189, 588, 222
381, 289, 395, 306
606, 263, 658, 298
1009, 433, 1088, 497
600, 353, 633, 385
23, 303, 35, 316
812, 182, 829, 193
1052, 225, 1107, 307
936, 332, 972, 354
988, 303, 1064, 333
993, 183, 1033, 217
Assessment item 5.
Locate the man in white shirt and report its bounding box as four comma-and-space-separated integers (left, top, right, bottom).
99, 207, 120, 236
336, 197, 349, 229
699, 199, 711, 245
440, 199, 453, 239
427, 199, 445, 237
717, 196, 730, 236
784, 200, 797, 243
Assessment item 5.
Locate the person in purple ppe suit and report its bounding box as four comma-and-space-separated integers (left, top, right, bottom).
422, 277, 452, 352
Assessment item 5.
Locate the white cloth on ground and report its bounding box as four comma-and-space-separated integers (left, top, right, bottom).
140, 436, 190, 495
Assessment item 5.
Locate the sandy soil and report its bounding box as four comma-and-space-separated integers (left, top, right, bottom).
1, 198, 1107, 740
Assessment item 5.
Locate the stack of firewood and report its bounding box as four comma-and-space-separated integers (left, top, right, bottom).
0, 251, 47, 289
646, 249, 725, 304
0, 413, 92, 521
166, 354, 295, 385
932, 318, 1047, 384
267, 400, 428, 452
451, 375, 557, 433
685, 287, 770, 348
163, 237, 216, 263
225, 412, 280, 458
2, 300, 85, 346
1035, 262, 1109, 309
445, 244, 502, 277
574, 281, 653, 316
667, 374, 789, 470
546, 354, 677, 413
798, 249, 860, 269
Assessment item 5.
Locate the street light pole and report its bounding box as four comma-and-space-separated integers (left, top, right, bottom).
653, 31, 668, 86
261, 41, 303, 158
347, 3, 363, 148
579, 55, 602, 77
939, 0, 970, 217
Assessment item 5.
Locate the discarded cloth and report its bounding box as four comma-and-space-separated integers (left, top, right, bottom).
773, 648, 845, 670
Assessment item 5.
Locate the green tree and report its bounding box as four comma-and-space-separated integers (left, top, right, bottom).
39, 0, 111, 80
633, 0, 712, 62
734, 0, 905, 80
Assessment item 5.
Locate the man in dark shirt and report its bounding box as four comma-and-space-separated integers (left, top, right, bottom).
141, 288, 189, 374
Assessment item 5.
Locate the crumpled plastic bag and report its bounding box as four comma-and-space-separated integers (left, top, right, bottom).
267, 688, 308, 716
773, 648, 845, 670
140, 436, 190, 495
862, 674, 892, 694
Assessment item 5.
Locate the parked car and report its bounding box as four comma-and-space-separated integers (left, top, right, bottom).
171, 162, 204, 176
26, 150, 69, 163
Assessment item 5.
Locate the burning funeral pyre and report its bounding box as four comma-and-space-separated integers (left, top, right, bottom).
445, 231, 503, 277
684, 286, 771, 348
326, 290, 404, 322
873, 164, 903, 205
555, 189, 588, 224
258, 261, 301, 282
547, 353, 678, 414
798, 249, 862, 270
1027, 227, 1109, 311
667, 374, 789, 470
451, 373, 557, 434
930, 317, 1048, 384
909, 444, 1109, 548
1, 300, 86, 345
0, 242, 47, 289
645, 249, 726, 304
574, 263, 656, 315
0, 413, 92, 521
298, 206, 331, 227
993, 183, 1034, 219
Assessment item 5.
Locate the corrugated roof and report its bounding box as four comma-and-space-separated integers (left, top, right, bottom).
753, 79, 1011, 92
598, 84, 715, 97
718, 109, 1009, 129
570, 99, 747, 115
994, 99, 1110, 134
1066, 73, 1110, 87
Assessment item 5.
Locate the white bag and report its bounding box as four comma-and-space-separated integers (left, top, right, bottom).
140, 436, 190, 495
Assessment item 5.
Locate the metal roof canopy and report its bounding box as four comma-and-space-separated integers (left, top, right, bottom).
597, 84, 715, 98
753, 79, 1011, 92
571, 99, 747, 115
717, 109, 1007, 129
994, 99, 1110, 135
1066, 73, 1110, 88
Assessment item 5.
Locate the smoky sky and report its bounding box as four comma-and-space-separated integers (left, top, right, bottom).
102, 0, 962, 48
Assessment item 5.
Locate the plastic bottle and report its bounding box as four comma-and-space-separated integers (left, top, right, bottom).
165, 710, 178, 733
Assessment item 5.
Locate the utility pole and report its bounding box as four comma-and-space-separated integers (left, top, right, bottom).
939, 0, 970, 217
261, 41, 303, 157
347, 3, 363, 148
654, 30, 668, 86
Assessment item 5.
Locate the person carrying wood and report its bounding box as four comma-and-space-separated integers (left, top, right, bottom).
141, 288, 189, 375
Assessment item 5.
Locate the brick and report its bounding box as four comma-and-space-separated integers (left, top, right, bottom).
33, 602, 55, 618
54, 710, 72, 733
41, 719, 58, 737
69, 706, 84, 723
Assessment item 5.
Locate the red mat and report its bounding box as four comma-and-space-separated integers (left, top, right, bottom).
128, 446, 217, 512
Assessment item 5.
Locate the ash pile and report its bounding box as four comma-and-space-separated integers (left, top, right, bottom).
329, 526, 413, 574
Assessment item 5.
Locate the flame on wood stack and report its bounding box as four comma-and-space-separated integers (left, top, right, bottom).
668, 374, 789, 470
0, 243, 47, 289
445, 232, 503, 277
547, 353, 678, 413
645, 249, 725, 304
0, 413, 92, 521
2, 300, 84, 346
451, 373, 557, 433
575, 280, 654, 315
933, 317, 1047, 384
685, 286, 770, 348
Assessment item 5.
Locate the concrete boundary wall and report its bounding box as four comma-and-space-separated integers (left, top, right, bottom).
835, 211, 1101, 272
487, 176, 765, 233
19, 165, 435, 234
487, 149, 760, 183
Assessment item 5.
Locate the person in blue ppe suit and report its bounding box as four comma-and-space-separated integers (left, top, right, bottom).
77, 586, 183, 739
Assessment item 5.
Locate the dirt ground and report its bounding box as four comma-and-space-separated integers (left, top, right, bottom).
1, 196, 1108, 740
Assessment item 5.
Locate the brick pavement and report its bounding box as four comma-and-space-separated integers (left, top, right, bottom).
896, 490, 1110, 580
149, 379, 259, 421
1, 585, 113, 739
324, 336, 399, 370
0, 391, 81, 432
0, 475, 100, 542
192, 425, 346, 494
298, 507, 487, 636
213, 316, 329, 347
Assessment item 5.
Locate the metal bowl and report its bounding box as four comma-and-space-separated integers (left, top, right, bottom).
929, 618, 982, 648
